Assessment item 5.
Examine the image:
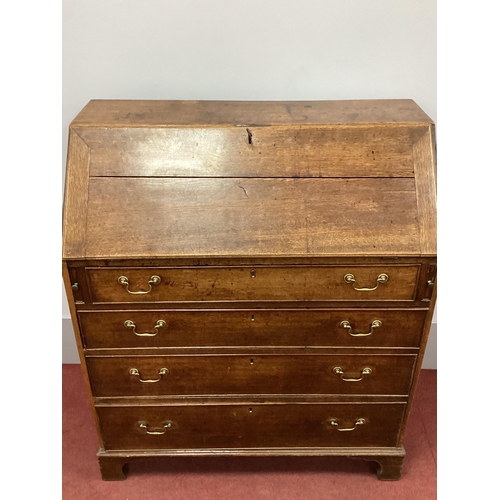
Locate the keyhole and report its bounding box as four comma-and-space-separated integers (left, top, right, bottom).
250, 270, 256, 278
251, 314, 255, 321
250, 358, 254, 364
249, 407, 253, 413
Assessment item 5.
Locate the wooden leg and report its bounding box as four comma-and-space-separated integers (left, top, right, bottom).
98, 456, 129, 481
373, 456, 404, 481
350, 454, 405, 481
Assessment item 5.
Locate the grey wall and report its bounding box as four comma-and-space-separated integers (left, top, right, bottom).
62, 0, 437, 367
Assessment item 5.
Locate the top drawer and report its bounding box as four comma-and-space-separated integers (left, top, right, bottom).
85, 265, 420, 304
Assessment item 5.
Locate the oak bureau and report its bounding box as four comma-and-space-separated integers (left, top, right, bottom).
62, 99, 437, 481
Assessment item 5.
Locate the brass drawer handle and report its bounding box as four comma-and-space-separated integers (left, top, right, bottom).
333, 367, 372, 381
129, 367, 169, 383
118, 275, 161, 295
124, 319, 166, 337
340, 320, 382, 337
329, 418, 366, 431
343, 273, 388, 291
138, 421, 173, 435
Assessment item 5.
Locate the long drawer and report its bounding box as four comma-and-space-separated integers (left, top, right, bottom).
87, 354, 416, 397
97, 402, 406, 450
85, 265, 420, 304
79, 309, 427, 349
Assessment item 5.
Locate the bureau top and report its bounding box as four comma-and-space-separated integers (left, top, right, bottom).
63, 100, 436, 260
71, 99, 433, 128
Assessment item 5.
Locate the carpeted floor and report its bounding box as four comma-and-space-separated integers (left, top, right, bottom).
62, 365, 436, 499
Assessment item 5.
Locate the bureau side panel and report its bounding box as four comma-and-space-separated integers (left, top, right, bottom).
62, 262, 104, 448
413, 126, 437, 256
62, 130, 90, 259
397, 263, 437, 445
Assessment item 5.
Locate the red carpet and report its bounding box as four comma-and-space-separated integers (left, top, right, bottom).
63, 365, 436, 499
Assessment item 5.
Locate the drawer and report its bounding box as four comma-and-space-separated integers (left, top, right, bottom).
87, 354, 416, 397
97, 402, 406, 450
85, 265, 420, 304
79, 309, 427, 349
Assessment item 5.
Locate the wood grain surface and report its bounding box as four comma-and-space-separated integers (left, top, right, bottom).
62, 130, 90, 258
71, 99, 433, 128
96, 402, 407, 450
413, 127, 437, 255
77, 125, 424, 178
85, 265, 420, 303
78, 308, 427, 349
62, 99, 437, 481
85, 177, 420, 258
86, 353, 416, 397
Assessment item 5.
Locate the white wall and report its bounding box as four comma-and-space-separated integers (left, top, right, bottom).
62, 0, 437, 366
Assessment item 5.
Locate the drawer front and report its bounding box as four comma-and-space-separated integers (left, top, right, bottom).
86, 265, 420, 304
87, 354, 416, 397
97, 403, 406, 450
79, 309, 427, 349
